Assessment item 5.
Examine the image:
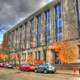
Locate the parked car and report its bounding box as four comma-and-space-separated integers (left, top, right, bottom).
19, 64, 35, 71
4, 63, 14, 69
0, 63, 4, 67
35, 63, 56, 73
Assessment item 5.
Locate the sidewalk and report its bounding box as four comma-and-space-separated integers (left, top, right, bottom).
56, 70, 80, 75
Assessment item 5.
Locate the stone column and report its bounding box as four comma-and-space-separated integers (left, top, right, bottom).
27, 21, 31, 49
62, 0, 78, 40
33, 51, 37, 64
41, 13, 46, 45
47, 49, 55, 64
33, 17, 37, 47
50, 7, 56, 43
26, 52, 28, 63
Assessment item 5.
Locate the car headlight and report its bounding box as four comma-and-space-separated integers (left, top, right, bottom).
49, 66, 55, 70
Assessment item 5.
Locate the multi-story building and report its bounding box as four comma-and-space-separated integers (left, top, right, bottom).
3, 0, 80, 64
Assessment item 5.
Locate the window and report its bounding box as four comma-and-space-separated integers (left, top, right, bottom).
35, 52, 37, 59
45, 10, 50, 45
76, 0, 80, 36
30, 19, 34, 48
55, 3, 63, 41
35, 51, 41, 60
22, 53, 26, 61
38, 51, 41, 60
37, 14, 41, 47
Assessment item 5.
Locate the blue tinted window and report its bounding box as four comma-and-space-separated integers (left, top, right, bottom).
55, 3, 63, 41
76, 0, 80, 36
45, 10, 51, 45
37, 14, 41, 47
55, 5, 61, 17
56, 18, 62, 28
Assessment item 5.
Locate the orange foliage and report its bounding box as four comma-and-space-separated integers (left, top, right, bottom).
27, 53, 33, 64
59, 46, 78, 63
48, 42, 78, 64
0, 53, 8, 60
10, 53, 21, 60
34, 59, 45, 65
27, 53, 45, 65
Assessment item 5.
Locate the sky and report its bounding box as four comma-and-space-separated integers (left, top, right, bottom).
0, 0, 53, 44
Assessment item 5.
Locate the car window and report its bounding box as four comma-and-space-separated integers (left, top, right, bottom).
48, 64, 55, 67
43, 64, 48, 67
39, 65, 43, 67
38, 64, 48, 67
22, 64, 33, 66
45, 64, 48, 66
21, 64, 28, 66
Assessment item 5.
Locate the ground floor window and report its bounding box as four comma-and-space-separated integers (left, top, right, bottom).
43, 53, 46, 62
21, 53, 26, 61
38, 51, 41, 60
52, 51, 61, 64
35, 51, 40, 60
55, 54, 61, 64
35, 52, 37, 59
35, 51, 46, 61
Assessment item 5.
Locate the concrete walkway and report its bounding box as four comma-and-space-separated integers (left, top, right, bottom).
56, 70, 80, 75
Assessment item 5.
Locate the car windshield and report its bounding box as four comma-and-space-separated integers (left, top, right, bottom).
21, 64, 33, 66
46, 63, 55, 66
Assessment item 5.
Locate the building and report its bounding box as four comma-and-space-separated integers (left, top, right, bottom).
3, 0, 80, 64
0, 44, 2, 49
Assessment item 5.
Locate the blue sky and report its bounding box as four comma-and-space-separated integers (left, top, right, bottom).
0, 0, 53, 44
0, 33, 3, 43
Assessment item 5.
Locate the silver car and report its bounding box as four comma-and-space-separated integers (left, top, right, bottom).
35, 63, 56, 73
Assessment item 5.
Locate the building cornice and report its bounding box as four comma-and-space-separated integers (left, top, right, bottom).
5, 0, 60, 34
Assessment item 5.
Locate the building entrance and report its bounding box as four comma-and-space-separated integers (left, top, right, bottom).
47, 49, 61, 64
51, 50, 61, 64
78, 45, 80, 59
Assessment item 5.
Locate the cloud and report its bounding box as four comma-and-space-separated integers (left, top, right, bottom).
0, 0, 53, 43
0, 0, 53, 30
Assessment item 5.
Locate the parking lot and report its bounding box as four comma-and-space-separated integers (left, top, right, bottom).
0, 68, 80, 80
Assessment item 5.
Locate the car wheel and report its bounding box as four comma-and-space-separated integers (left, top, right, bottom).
52, 71, 56, 73
21, 69, 24, 71
35, 69, 38, 73
20, 68, 23, 71
44, 70, 47, 74
53, 70, 56, 73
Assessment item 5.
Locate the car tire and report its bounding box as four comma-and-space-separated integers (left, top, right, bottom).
44, 70, 47, 74
21, 69, 24, 71
20, 69, 23, 71
52, 71, 56, 74
53, 70, 56, 73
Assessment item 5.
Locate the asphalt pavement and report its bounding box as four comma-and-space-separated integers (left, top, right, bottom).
0, 68, 80, 80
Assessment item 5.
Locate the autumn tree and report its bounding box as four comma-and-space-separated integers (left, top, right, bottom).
48, 41, 78, 64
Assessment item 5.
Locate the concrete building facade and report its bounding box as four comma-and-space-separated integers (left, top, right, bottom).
3, 0, 80, 64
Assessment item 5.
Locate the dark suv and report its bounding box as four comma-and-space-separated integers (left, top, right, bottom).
35, 63, 56, 73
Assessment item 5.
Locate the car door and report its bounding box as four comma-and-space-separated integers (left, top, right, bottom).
43, 64, 48, 71
25, 64, 30, 71
38, 65, 43, 72
39, 64, 46, 72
